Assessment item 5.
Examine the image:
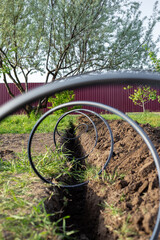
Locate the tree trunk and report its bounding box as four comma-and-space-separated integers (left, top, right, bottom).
142, 102, 145, 112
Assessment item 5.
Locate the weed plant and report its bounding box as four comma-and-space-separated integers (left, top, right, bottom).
104, 202, 124, 216
114, 214, 138, 240
76, 162, 100, 182
75, 162, 126, 185
30, 146, 126, 186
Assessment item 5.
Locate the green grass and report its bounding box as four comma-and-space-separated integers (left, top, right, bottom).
0, 151, 75, 239
0, 114, 76, 134
103, 112, 160, 127
127, 112, 160, 127
31, 146, 85, 186
104, 202, 124, 216
102, 114, 122, 121
1, 112, 159, 134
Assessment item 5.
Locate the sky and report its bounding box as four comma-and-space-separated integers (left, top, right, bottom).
139, 0, 160, 42
1, 0, 160, 83
140, 0, 157, 16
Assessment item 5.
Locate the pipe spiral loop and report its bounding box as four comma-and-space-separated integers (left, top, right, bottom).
28, 107, 114, 188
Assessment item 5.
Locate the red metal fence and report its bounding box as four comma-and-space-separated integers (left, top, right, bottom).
0, 82, 160, 113
0, 82, 42, 107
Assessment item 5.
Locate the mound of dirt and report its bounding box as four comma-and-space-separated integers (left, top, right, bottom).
74, 117, 160, 240
1, 118, 160, 240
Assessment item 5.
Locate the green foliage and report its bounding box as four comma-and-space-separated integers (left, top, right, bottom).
29, 110, 42, 120
77, 163, 100, 182
104, 203, 138, 239
0, 0, 159, 114
149, 51, 160, 72
48, 90, 79, 115
144, 44, 160, 72
123, 85, 133, 90
0, 56, 11, 74
124, 85, 158, 112
102, 170, 125, 184
32, 147, 82, 186
114, 215, 138, 240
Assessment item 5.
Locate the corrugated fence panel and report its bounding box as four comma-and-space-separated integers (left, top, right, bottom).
74, 84, 160, 113
0, 83, 43, 107
0, 83, 160, 113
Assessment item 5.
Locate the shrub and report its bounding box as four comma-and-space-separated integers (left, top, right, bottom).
48, 90, 79, 115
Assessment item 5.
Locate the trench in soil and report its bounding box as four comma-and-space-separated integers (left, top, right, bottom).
44, 122, 109, 240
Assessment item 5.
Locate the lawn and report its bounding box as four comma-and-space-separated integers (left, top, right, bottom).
0, 112, 160, 134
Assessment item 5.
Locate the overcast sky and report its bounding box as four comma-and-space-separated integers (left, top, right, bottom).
140, 0, 158, 15
140, 0, 160, 42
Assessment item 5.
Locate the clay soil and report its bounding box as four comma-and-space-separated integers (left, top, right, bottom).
1, 118, 160, 240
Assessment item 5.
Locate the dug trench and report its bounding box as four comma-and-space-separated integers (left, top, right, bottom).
44, 117, 160, 240
44, 122, 107, 240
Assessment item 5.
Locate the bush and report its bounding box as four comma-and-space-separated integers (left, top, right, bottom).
48, 90, 79, 115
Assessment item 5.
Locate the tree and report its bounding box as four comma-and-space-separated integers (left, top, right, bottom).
0, 0, 159, 115
0, 0, 47, 114
124, 85, 158, 112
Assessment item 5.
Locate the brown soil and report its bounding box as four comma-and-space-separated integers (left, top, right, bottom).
0, 119, 160, 240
